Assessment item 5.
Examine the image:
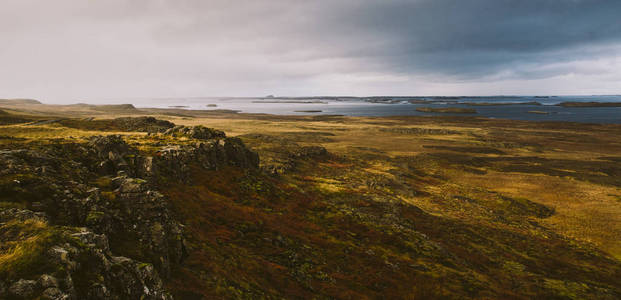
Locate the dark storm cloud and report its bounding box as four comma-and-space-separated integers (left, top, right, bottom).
144, 0, 621, 79
289, 0, 621, 78
1, 0, 620, 100
384, 1, 620, 77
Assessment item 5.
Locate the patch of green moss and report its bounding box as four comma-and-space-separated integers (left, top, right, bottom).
138, 262, 151, 269
85, 211, 105, 224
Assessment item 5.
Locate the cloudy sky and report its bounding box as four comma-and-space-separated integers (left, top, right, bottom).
2, 0, 621, 102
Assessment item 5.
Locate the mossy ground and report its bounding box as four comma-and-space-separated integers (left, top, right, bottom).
1, 106, 620, 299
0, 219, 79, 281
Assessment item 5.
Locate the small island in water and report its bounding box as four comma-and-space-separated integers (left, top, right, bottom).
416, 106, 477, 113
556, 101, 621, 107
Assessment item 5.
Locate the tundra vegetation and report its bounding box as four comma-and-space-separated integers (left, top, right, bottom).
0, 100, 620, 299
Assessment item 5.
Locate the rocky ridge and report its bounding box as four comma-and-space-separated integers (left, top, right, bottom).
0, 123, 259, 299
1, 209, 172, 300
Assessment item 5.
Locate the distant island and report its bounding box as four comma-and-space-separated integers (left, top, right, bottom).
556, 101, 621, 107
416, 107, 477, 114
527, 110, 550, 115
461, 101, 542, 106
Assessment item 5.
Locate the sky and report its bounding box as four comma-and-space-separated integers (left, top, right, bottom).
1, 0, 621, 103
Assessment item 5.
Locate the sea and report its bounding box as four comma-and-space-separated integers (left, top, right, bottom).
90, 95, 621, 124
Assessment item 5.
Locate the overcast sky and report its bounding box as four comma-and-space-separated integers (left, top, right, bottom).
2, 0, 621, 102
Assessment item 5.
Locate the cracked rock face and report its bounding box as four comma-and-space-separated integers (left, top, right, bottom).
86, 131, 258, 182
146, 137, 259, 182
1, 124, 260, 299
0, 210, 172, 300
96, 176, 186, 277
0, 139, 186, 279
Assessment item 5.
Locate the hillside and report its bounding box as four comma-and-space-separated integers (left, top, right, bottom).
0, 106, 620, 299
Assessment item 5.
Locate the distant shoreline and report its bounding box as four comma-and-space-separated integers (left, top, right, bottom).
2, 97, 621, 124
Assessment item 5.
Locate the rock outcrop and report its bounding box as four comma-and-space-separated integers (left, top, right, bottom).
88, 176, 186, 277
0, 209, 172, 300
58, 116, 175, 133
0, 124, 259, 299
111, 117, 175, 132
87, 127, 258, 182
162, 125, 225, 140
145, 137, 259, 182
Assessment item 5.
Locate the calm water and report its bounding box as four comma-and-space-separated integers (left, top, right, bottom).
103, 95, 621, 124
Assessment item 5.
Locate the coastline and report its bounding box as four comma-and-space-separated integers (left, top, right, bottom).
2, 97, 621, 124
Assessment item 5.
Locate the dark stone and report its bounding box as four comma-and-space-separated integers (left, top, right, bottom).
8, 279, 39, 299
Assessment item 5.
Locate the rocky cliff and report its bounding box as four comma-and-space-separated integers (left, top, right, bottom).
0, 123, 258, 299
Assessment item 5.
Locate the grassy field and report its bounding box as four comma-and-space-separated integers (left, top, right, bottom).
1, 102, 620, 298
174, 114, 621, 260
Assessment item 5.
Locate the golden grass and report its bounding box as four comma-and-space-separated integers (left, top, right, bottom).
447, 170, 621, 259
0, 124, 139, 140
1, 104, 620, 264
0, 219, 60, 279
180, 113, 621, 261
